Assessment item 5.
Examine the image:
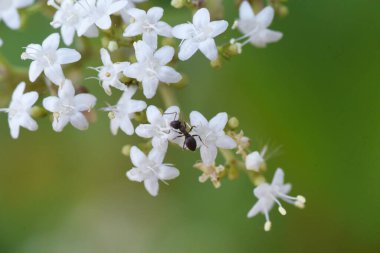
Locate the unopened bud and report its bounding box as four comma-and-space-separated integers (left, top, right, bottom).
171, 0, 186, 8
210, 57, 222, 69
31, 106, 48, 118
121, 145, 131, 156
108, 41, 118, 52
278, 5, 289, 17
228, 117, 239, 129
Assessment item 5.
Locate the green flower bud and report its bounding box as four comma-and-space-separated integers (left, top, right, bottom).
228, 117, 239, 129
121, 145, 132, 156
171, 0, 186, 8
30, 106, 48, 118
210, 57, 222, 69
108, 41, 119, 52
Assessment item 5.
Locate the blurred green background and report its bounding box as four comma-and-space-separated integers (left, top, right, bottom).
1, 0, 380, 252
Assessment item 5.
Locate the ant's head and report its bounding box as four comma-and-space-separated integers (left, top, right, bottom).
170, 120, 182, 129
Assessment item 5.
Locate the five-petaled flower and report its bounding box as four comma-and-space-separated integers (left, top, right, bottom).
0, 82, 38, 139
123, 7, 172, 49
245, 150, 266, 172
0, 0, 34, 30
236, 1, 283, 47
21, 33, 81, 86
124, 40, 182, 99
43, 79, 97, 132
172, 8, 228, 61
102, 85, 147, 135
247, 168, 306, 231
136, 105, 180, 152
92, 48, 130, 96
189, 111, 237, 165
127, 146, 180, 196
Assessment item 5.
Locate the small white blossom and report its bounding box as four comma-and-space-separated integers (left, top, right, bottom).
49, 0, 82, 46
0, 82, 38, 139
77, 0, 127, 36
102, 85, 147, 135
236, 1, 283, 47
123, 7, 172, 49
0, 0, 34, 30
172, 8, 228, 61
247, 168, 306, 231
43, 79, 97, 132
119, 0, 146, 24
189, 111, 237, 165
92, 48, 130, 95
21, 33, 81, 86
127, 146, 180, 196
124, 40, 182, 99
136, 105, 179, 152
245, 150, 265, 172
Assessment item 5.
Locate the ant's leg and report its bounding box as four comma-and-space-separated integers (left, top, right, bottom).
163, 111, 178, 121
193, 135, 206, 146
172, 134, 184, 140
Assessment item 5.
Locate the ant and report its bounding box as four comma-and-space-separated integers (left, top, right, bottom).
165, 112, 203, 151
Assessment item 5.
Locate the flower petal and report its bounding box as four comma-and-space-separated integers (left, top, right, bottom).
2, 8, 20, 29
70, 112, 89, 130
107, 0, 128, 15
135, 124, 155, 138
12, 82, 26, 100
123, 23, 143, 37
271, 168, 285, 186
142, 76, 159, 99
96, 15, 112, 30
58, 79, 75, 98
199, 39, 218, 61
157, 66, 182, 84
9, 118, 20, 139
209, 112, 228, 131
190, 111, 208, 127
158, 165, 179, 180
154, 46, 174, 65
144, 177, 159, 196
74, 94, 97, 111
43, 96, 59, 112
134, 40, 154, 63
146, 105, 162, 124
28, 61, 44, 82
215, 135, 236, 149
120, 117, 134, 135
100, 48, 112, 65
256, 6, 274, 28
56, 48, 81, 64
44, 64, 65, 86
156, 21, 172, 37
42, 33, 60, 51
247, 202, 262, 218
209, 20, 228, 38
130, 146, 146, 168
147, 7, 163, 23
239, 1, 255, 20
200, 145, 217, 165
142, 31, 158, 49
178, 40, 199, 61
193, 8, 210, 29
21, 91, 38, 108
127, 8, 146, 20
148, 148, 165, 165
61, 25, 76, 46
53, 115, 70, 132
172, 24, 194, 40
126, 168, 145, 182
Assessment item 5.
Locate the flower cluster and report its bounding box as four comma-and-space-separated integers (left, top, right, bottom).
0, 0, 304, 231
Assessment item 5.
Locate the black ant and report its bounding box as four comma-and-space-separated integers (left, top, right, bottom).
165, 112, 203, 151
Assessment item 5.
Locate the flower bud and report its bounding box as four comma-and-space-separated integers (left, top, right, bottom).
210, 57, 222, 69
121, 145, 132, 156
278, 5, 289, 17
171, 0, 186, 8
245, 151, 266, 172
228, 117, 239, 129
108, 41, 119, 52
30, 106, 48, 118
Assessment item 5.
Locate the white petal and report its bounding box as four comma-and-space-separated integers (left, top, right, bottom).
96, 15, 112, 30
147, 7, 163, 23
42, 33, 60, 51
157, 66, 182, 84
135, 124, 155, 138
83, 24, 99, 37
199, 39, 218, 61
44, 64, 65, 86
142, 76, 159, 99
21, 91, 38, 108
178, 40, 199, 61
127, 8, 146, 19
172, 24, 194, 40
257, 6, 274, 28
123, 23, 143, 37
100, 48, 112, 65
56, 48, 81, 64
200, 145, 217, 165
134, 40, 154, 63
156, 21, 172, 37
209, 20, 228, 38
209, 112, 228, 131
107, 0, 128, 15
61, 25, 76, 46
29, 61, 44, 82
158, 165, 179, 180
74, 94, 97, 111
130, 146, 146, 167
20, 114, 38, 131
120, 117, 134, 135
239, 1, 255, 20
193, 8, 210, 29
9, 118, 20, 139
215, 135, 236, 149
142, 31, 158, 49
123, 63, 143, 80
148, 148, 165, 165
126, 168, 145, 182
119, 85, 137, 101
53, 115, 70, 132
58, 80, 75, 98
12, 82, 26, 100
43, 97, 59, 112
247, 202, 262, 218
70, 112, 89, 130
144, 177, 159, 196
110, 118, 120, 135
271, 168, 285, 186
190, 111, 208, 127
127, 100, 147, 114
146, 105, 162, 124
154, 46, 174, 65
15, 0, 34, 8
2, 9, 20, 29
77, 18, 94, 36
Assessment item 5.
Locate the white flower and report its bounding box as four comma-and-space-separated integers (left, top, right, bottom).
123, 7, 172, 49
0, 82, 38, 139
136, 105, 179, 152
124, 40, 182, 99
21, 33, 81, 86
245, 150, 266, 172
172, 8, 228, 61
102, 85, 147, 135
77, 0, 127, 36
247, 168, 306, 231
92, 48, 130, 95
0, 0, 34, 30
42, 79, 97, 132
189, 111, 236, 165
126, 146, 180, 196
49, 0, 82, 46
236, 1, 283, 47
